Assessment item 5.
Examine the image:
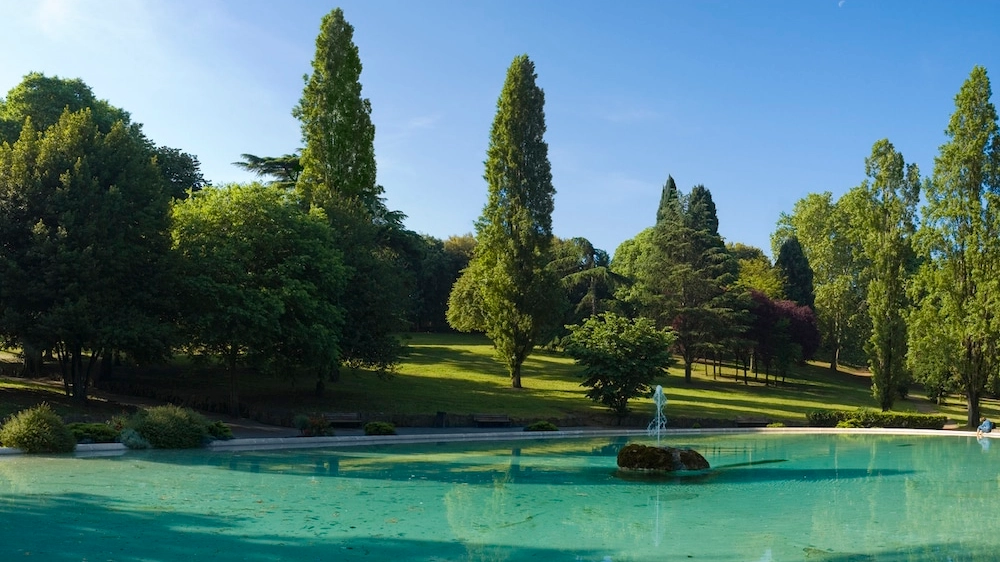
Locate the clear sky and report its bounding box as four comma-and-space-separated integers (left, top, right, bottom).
3, 1, 999, 258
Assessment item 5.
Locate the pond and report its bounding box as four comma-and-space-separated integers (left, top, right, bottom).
0, 432, 995, 561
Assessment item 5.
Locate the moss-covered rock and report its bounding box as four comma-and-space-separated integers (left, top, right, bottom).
617, 443, 709, 471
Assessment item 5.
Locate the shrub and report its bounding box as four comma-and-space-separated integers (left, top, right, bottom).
118, 428, 151, 449
766, 422, 786, 428
807, 409, 947, 430
0, 404, 76, 453
364, 421, 397, 435
67, 422, 119, 444
206, 420, 234, 440
293, 414, 333, 437
524, 421, 558, 432
129, 405, 211, 449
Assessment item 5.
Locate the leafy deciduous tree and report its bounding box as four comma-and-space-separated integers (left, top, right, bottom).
773, 192, 867, 371
564, 312, 675, 419
849, 139, 920, 410
0, 109, 172, 401
909, 66, 1000, 427
171, 183, 347, 411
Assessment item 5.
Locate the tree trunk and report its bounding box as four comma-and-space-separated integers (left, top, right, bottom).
228, 346, 240, 417
20, 343, 43, 377
511, 362, 522, 389
829, 342, 840, 372
967, 389, 980, 429
683, 360, 692, 384
71, 343, 88, 404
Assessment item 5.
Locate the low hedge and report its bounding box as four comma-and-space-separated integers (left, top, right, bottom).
67, 422, 120, 444
806, 408, 947, 430
364, 421, 397, 435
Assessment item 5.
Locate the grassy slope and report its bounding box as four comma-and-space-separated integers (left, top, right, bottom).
2, 333, 997, 426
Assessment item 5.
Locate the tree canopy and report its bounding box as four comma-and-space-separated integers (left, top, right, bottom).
171, 183, 347, 411
0, 109, 172, 400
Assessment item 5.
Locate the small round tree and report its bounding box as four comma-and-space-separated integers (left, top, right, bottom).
564, 313, 676, 420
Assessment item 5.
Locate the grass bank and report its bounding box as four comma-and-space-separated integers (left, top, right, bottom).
3, 333, 997, 428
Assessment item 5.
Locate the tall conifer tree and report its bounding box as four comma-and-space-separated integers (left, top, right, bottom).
775, 236, 815, 309
446, 55, 561, 388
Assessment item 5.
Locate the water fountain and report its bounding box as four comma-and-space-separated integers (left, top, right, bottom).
646, 384, 668, 446
617, 384, 709, 472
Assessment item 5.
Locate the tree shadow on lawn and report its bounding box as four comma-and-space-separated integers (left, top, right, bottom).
0, 492, 600, 562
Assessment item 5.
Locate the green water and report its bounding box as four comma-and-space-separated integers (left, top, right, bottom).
0, 433, 997, 561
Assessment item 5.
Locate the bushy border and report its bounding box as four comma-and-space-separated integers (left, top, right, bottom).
67, 422, 119, 444
806, 409, 947, 430
363, 421, 396, 435
126, 405, 228, 449
524, 421, 559, 432
0, 404, 77, 453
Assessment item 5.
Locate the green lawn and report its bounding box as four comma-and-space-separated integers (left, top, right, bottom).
2, 333, 997, 428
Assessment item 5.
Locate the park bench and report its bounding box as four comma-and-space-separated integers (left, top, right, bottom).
473, 413, 512, 427
322, 412, 362, 427
735, 417, 770, 428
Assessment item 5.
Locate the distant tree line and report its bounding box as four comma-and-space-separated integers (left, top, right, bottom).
1, 7, 998, 427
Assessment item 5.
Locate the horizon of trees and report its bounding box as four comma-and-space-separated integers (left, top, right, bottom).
0, 8, 998, 425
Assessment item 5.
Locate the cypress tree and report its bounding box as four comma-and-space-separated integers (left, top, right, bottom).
776, 236, 815, 309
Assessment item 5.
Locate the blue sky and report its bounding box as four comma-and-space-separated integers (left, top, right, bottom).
2, 1, 999, 258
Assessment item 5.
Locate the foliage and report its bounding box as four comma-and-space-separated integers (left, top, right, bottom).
565, 312, 675, 418
291, 8, 409, 376
171, 183, 348, 410
446, 54, 562, 388
805, 409, 947, 429
0, 403, 76, 453
909, 66, 1000, 428
848, 139, 920, 411
549, 237, 625, 326
524, 420, 558, 431
293, 414, 333, 437
407, 234, 471, 331
294, 8, 385, 220
207, 420, 234, 440
0, 108, 174, 401
765, 422, 786, 428
154, 145, 206, 199
627, 179, 739, 383
0, 72, 132, 142
773, 192, 868, 371
127, 405, 212, 449
117, 428, 151, 449
233, 153, 302, 188
729, 242, 784, 299
363, 421, 397, 435
746, 291, 820, 381
66, 422, 119, 444
774, 237, 814, 308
